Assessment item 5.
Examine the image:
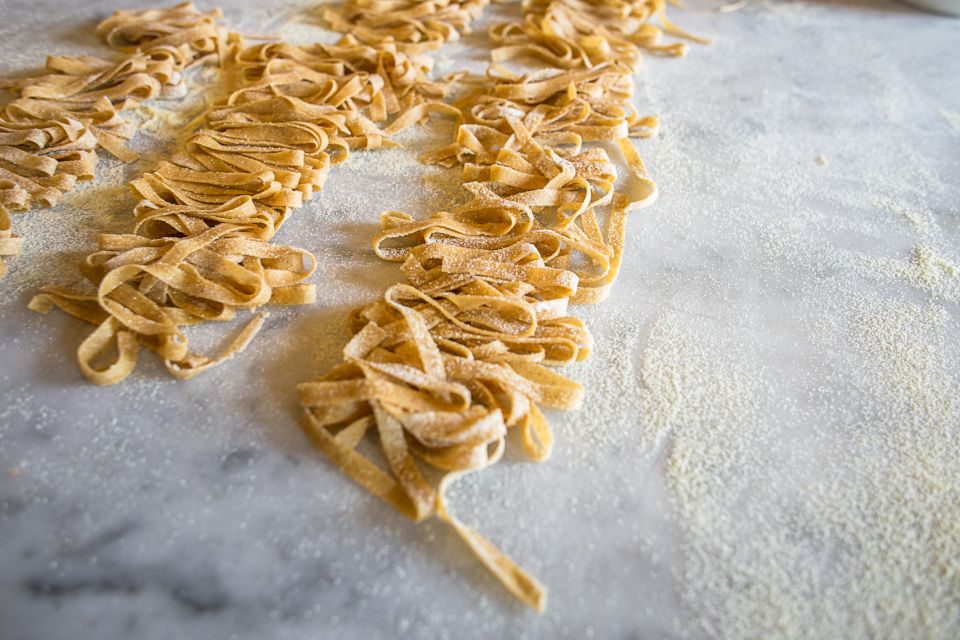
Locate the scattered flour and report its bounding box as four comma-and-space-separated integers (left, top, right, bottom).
632, 250, 960, 639
873, 195, 940, 240
2, 2, 959, 638
856, 245, 960, 303
630, 3, 960, 636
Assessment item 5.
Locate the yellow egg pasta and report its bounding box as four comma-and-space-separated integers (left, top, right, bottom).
319, 0, 491, 55
30, 8, 472, 382
13, 0, 703, 612
0, 2, 228, 278
296, 0, 703, 612
0, 203, 23, 277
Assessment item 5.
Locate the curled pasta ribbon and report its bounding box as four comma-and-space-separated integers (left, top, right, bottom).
422, 67, 659, 210
30, 222, 313, 384
490, 0, 708, 69
436, 437, 547, 611
320, 0, 491, 55
96, 2, 226, 61
229, 39, 464, 149
300, 271, 584, 609
0, 2, 227, 278
379, 116, 638, 303
0, 204, 23, 278
38, 7, 473, 379
304, 0, 704, 611
124, 33, 468, 238
235, 39, 452, 117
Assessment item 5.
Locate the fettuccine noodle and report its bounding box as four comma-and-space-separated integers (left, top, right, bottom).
319, 0, 490, 54
16, 0, 702, 612
0, 2, 226, 278
0, 203, 22, 278
31, 6, 474, 383
298, 0, 703, 613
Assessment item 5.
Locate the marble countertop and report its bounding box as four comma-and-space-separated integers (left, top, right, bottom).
2, 1, 958, 639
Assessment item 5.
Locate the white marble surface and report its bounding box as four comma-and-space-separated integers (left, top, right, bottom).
1, 1, 959, 639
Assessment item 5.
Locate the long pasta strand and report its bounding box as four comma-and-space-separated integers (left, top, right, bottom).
298, 0, 703, 612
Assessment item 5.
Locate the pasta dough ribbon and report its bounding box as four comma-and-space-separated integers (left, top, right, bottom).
0, 2, 228, 277
299, 0, 703, 612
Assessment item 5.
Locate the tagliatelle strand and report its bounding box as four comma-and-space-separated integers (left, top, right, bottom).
318, 0, 491, 55
31, 3, 478, 383
13, 0, 703, 613
435, 438, 547, 611
0, 205, 22, 277
0, 2, 228, 279
297, 0, 704, 612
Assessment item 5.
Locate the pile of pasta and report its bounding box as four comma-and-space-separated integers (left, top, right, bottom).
298, 0, 702, 612
0, 2, 226, 278
13, 0, 701, 612
490, 0, 708, 66
30, 4, 485, 384
319, 0, 490, 54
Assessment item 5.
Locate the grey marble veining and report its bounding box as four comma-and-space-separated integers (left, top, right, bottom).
1, 1, 959, 639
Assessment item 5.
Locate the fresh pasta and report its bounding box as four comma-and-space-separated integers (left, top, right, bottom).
297, 0, 702, 613
0, 2, 226, 278
0, 203, 22, 277
490, 0, 709, 67
30, 224, 315, 383
31, 9, 472, 383
319, 0, 490, 54
15, 0, 702, 613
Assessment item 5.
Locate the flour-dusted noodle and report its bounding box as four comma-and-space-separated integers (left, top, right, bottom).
298, 275, 582, 610
298, 0, 703, 612
15, 0, 701, 612
0, 204, 23, 277
435, 437, 547, 611
320, 0, 491, 55
0, 2, 228, 278
96, 2, 225, 60
30, 222, 311, 384
375, 117, 642, 304
32, 3, 476, 382
490, 0, 704, 67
